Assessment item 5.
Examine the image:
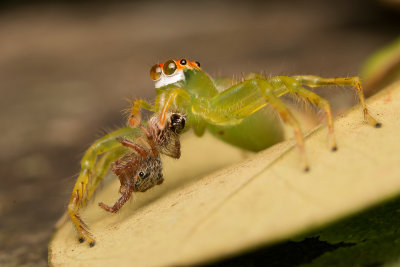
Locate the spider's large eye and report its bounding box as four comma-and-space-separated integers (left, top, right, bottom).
163, 60, 177, 75
150, 64, 162, 81
195, 61, 201, 67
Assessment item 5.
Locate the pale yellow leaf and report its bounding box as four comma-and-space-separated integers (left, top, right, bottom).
49, 81, 400, 266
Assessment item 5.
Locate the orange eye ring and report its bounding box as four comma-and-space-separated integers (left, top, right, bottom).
163, 60, 177, 76
150, 64, 162, 81
188, 60, 201, 69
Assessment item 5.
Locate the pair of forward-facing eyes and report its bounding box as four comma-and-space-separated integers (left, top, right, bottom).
150, 59, 201, 81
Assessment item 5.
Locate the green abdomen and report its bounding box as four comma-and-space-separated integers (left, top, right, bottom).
207, 107, 284, 152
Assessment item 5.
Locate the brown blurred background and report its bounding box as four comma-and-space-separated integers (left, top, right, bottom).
0, 0, 398, 266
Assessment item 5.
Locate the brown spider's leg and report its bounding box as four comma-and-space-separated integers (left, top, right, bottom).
293, 75, 381, 128
98, 184, 133, 213
127, 99, 154, 127
259, 81, 309, 171
275, 77, 337, 151
139, 125, 159, 156
117, 137, 149, 158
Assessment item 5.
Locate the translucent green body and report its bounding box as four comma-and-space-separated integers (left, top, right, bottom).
156, 69, 284, 152
69, 60, 380, 246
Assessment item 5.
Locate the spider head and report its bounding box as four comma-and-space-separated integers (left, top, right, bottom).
133, 155, 163, 192
150, 58, 201, 88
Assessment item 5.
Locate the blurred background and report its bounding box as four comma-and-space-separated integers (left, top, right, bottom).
0, 0, 398, 265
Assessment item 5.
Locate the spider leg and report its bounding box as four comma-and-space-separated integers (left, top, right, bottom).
157, 88, 190, 128
295, 86, 337, 150
98, 137, 156, 214
98, 183, 133, 213
292, 75, 381, 127
68, 126, 138, 246
270, 76, 337, 151
261, 89, 309, 171
152, 87, 202, 134
140, 125, 161, 156
197, 79, 309, 170
85, 146, 128, 205
118, 137, 150, 158
127, 99, 154, 127
70, 147, 128, 246
69, 188, 95, 245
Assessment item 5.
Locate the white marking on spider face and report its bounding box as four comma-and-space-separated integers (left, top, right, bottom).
155, 70, 185, 88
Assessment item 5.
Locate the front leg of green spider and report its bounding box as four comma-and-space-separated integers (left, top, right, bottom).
145, 87, 191, 132
127, 98, 154, 127
68, 126, 138, 246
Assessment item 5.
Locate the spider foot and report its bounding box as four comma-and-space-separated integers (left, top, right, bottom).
98, 202, 116, 213
364, 109, 382, 128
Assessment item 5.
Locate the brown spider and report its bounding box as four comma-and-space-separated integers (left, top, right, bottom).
98, 112, 186, 213
69, 111, 186, 246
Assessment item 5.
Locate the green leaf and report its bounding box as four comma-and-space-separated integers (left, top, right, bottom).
361, 37, 400, 95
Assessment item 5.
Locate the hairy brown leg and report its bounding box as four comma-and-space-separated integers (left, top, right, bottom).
98, 185, 133, 213
118, 137, 149, 158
